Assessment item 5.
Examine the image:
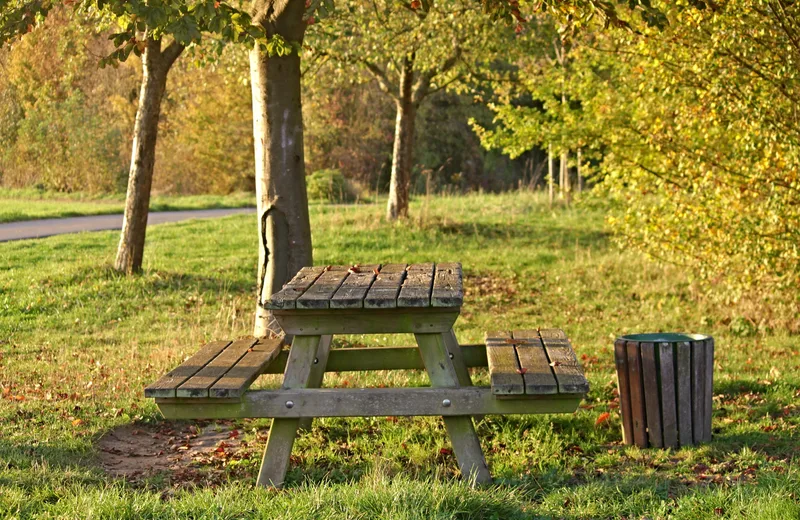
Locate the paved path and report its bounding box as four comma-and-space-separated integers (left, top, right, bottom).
0, 208, 256, 242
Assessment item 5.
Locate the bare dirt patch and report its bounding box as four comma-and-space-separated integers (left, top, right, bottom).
96, 421, 253, 486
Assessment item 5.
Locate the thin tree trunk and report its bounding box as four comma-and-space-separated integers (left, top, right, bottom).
114, 37, 183, 274
251, 0, 312, 337
386, 55, 416, 221
577, 147, 583, 193
548, 145, 555, 206
561, 149, 570, 205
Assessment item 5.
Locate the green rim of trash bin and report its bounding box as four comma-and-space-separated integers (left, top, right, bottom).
617, 333, 712, 343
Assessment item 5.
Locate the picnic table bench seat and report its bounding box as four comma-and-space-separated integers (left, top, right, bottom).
145, 337, 285, 400
486, 329, 589, 398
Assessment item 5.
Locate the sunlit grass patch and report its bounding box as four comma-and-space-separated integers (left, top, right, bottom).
1, 191, 798, 518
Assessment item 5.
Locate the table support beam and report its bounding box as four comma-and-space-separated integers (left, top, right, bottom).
156, 387, 582, 418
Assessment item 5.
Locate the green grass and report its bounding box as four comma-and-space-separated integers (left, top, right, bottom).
0, 188, 255, 223
1, 192, 798, 518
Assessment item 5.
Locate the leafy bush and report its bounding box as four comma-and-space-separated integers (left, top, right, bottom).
306, 169, 358, 203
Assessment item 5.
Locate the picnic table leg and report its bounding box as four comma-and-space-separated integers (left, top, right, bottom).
415, 332, 492, 486
444, 329, 476, 388
444, 329, 484, 422
256, 334, 321, 488
297, 334, 333, 432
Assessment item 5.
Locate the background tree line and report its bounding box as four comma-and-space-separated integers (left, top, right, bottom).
0, 7, 532, 198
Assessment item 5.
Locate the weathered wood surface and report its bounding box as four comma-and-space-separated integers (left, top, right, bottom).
364, 263, 407, 308
676, 341, 693, 447
640, 342, 664, 448
485, 331, 524, 396
257, 335, 322, 488
703, 338, 715, 442
261, 344, 488, 374
416, 333, 492, 485
209, 337, 284, 399
658, 342, 679, 449
539, 329, 590, 394
273, 307, 460, 335
297, 335, 333, 431
330, 265, 380, 309
614, 339, 634, 445
145, 340, 231, 398
265, 266, 325, 310
157, 387, 584, 419
431, 263, 463, 307
691, 340, 707, 444
485, 329, 585, 397
513, 330, 558, 395
266, 263, 463, 310
177, 338, 259, 398
296, 267, 350, 309
626, 341, 648, 448
397, 263, 435, 307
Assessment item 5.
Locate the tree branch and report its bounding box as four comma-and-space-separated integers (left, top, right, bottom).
362, 60, 399, 101
161, 39, 185, 70
412, 46, 461, 104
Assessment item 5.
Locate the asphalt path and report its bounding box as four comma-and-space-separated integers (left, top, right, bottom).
0, 207, 256, 242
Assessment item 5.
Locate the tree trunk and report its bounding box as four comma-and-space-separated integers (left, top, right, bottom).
548, 145, 555, 206
251, 0, 312, 337
114, 37, 183, 274
386, 55, 416, 221
561, 150, 570, 205
577, 147, 583, 193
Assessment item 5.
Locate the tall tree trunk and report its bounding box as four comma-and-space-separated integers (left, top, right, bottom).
114, 37, 183, 274
251, 0, 312, 337
561, 149, 570, 205
548, 145, 555, 206
577, 147, 583, 193
386, 55, 416, 221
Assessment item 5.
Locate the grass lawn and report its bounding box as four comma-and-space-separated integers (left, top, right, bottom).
0, 188, 255, 223
1, 192, 797, 518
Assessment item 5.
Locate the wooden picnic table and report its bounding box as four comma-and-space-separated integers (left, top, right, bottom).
146, 262, 588, 488
256, 262, 495, 487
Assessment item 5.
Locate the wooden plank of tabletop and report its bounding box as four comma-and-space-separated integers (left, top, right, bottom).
330, 265, 380, 309
431, 262, 463, 308
511, 330, 558, 395
397, 263, 435, 307
265, 266, 326, 310
177, 337, 258, 398
295, 267, 351, 309
364, 264, 407, 309
485, 331, 525, 396
145, 340, 232, 398
539, 329, 589, 394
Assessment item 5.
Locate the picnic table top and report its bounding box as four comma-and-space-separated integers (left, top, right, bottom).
265, 262, 463, 311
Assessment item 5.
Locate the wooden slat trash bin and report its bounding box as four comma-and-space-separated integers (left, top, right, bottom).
614, 333, 714, 449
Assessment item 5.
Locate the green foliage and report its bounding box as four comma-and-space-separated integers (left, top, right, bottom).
477, 1, 800, 321
306, 168, 358, 203
0, 10, 133, 192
